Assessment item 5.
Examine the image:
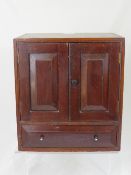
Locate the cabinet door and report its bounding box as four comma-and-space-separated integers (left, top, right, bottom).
18, 43, 68, 122
70, 43, 120, 121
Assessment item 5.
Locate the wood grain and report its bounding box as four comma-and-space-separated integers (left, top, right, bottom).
70, 43, 121, 121
21, 124, 118, 148
30, 53, 58, 111
14, 34, 125, 152
17, 42, 69, 122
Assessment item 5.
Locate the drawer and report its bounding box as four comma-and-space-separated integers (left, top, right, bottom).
21, 125, 118, 148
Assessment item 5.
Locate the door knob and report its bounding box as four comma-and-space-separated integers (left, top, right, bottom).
40, 135, 44, 141
94, 135, 98, 142
71, 80, 79, 86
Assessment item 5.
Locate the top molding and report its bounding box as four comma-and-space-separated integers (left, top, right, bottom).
14, 33, 124, 43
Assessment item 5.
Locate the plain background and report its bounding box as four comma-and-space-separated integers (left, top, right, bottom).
0, 0, 131, 174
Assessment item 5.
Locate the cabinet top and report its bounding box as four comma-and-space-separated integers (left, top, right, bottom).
14, 33, 124, 42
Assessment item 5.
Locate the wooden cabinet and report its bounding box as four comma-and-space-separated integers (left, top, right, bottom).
14, 33, 125, 151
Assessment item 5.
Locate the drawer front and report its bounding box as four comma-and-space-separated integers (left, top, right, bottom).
21, 125, 118, 148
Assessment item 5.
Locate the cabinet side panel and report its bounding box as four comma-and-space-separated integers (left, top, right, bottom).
14, 40, 21, 149
14, 40, 20, 120
117, 38, 125, 149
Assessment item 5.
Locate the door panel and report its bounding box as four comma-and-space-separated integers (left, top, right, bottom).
70, 43, 120, 121
18, 43, 68, 121
30, 53, 58, 111
81, 53, 109, 111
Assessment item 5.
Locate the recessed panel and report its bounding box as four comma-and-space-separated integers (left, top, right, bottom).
81, 53, 109, 111
30, 53, 58, 111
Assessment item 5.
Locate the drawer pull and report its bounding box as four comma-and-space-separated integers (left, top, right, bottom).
40, 135, 44, 141
94, 135, 98, 142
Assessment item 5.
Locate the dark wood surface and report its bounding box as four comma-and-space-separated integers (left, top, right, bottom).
21, 124, 117, 148
14, 34, 125, 152
14, 33, 124, 43
70, 43, 120, 121
30, 53, 58, 111
17, 42, 69, 122
16, 33, 123, 38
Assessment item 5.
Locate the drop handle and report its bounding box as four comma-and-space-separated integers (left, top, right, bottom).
71, 80, 79, 86
94, 135, 99, 142
40, 135, 44, 141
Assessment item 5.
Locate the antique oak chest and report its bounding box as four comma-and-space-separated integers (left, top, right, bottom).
14, 33, 125, 151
